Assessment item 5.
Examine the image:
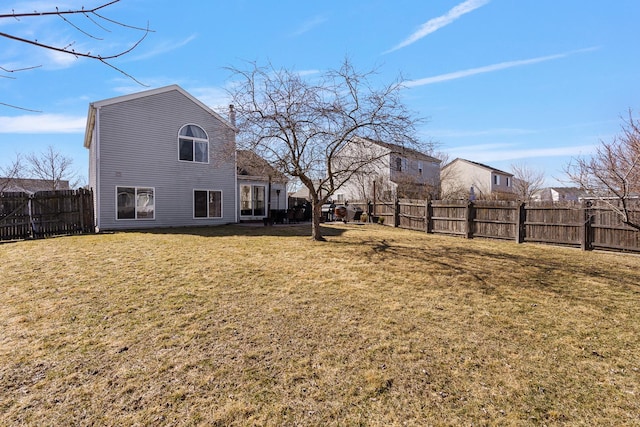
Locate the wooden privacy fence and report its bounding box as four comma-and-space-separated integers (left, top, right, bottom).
359, 199, 640, 252
0, 189, 94, 241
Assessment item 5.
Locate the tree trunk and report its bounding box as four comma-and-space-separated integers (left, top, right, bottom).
311, 200, 325, 241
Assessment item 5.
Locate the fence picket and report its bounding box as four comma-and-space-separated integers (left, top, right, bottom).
0, 189, 94, 241
360, 198, 640, 253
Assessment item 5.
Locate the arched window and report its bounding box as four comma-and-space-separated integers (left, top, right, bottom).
178, 124, 209, 163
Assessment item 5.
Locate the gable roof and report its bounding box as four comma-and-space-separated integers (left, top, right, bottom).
357, 137, 441, 163
443, 158, 513, 176
0, 177, 70, 193
84, 85, 237, 148
237, 150, 288, 182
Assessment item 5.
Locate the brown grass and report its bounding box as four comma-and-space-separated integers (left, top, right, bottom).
1, 223, 639, 426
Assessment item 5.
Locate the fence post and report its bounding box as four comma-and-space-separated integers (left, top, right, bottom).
425, 199, 432, 234
581, 201, 593, 251
465, 201, 474, 239
515, 202, 525, 243
78, 189, 85, 232
394, 199, 400, 227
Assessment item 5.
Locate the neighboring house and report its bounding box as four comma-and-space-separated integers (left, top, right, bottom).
532, 187, 588, 202
237, 150, 288, 221
288, 179, 328, 203
441, 158, 515, 200
83, 85, 238, 231
332, 137, 441, 202
0, 178, 70, 193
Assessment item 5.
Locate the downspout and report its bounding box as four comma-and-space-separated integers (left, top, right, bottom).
234, 150, 238, 223
267, 174, 272, 224
95, 106, 101, 231
229, 105, 238, 223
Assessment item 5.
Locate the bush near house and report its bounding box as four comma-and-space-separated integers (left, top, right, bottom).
1, 224, 639, 425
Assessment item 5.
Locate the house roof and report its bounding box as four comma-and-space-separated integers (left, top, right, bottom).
0, 177, 70, 193
83, 85, 237, 148
548, 187, 588, 197
442, 158, 513, 176
359, 137, 441, 163
237, 150, 288, 182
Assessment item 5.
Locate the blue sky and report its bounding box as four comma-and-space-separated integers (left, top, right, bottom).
1, 0, 639, 186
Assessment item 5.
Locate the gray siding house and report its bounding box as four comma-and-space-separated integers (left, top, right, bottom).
84, 85, 238, 231
333, 137, 441, 202
236, 150, 288, 221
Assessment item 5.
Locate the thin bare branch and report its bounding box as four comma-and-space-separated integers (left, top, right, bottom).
1, 1, 152, 109
564, 109, 640, 230
227, 59, 426, 240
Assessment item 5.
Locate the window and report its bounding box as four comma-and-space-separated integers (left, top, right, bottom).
493, 175, 500, 185
418, 161, 423, 175
194, 190, 222, 218
506, 177, 511, 187
240, 185, 265, 216
395, 157, 408, 172
178, 124, 208, 163
117, 187, 155, 220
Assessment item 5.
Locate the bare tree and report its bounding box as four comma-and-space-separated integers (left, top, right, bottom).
0, 153, 23, 192
564, 110, 640, 230
227, 59, 426, 240
25, 146, 80, 190
510, 162, 545, 201
1, 0, 151, 111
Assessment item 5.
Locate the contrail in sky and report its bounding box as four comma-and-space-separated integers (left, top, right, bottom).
384, 0, 490, 54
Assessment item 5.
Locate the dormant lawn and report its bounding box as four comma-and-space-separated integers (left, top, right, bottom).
1, 223, 639, 426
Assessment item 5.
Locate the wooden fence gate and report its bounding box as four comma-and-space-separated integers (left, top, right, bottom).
0, 189, 94, 241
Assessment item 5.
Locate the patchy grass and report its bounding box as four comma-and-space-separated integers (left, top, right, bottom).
1, 223, 640, 426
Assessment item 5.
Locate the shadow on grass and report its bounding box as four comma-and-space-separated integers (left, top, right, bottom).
351, 235, 640, 295
112, 222, 348, 239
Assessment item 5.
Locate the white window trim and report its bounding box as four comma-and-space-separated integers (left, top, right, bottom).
239, 184, 266, 217
178, 123, 210, 164
115, 186, 156, 221
193, 189, 223, 219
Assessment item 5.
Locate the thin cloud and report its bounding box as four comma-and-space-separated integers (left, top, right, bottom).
385, 0, 490, 54
290, 15, 327, 37
130, 35, 198, 61
447, 144, 596, 162
406, 47, 600, 87
297, 69, 321, 77
190, 86, 232, 111
0, 114, 86, 133
430, 128, 536, 138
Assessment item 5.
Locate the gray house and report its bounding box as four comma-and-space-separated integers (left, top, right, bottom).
83, 85, 238, 231
236, 150, 288, 221
332, 137, 441, 202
